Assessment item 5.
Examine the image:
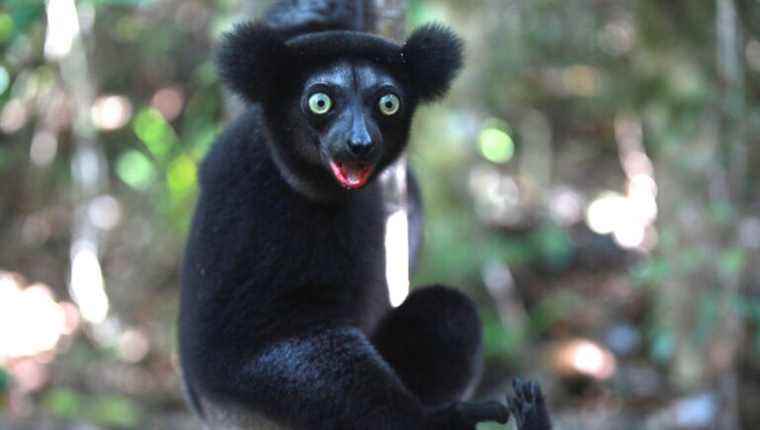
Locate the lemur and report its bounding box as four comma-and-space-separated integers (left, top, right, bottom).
179, 1, 553, 428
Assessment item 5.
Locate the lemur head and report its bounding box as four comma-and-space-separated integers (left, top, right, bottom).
218, 23, 463, 198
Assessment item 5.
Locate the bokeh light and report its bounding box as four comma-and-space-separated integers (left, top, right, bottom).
0, 99, 29, 133
0, 272, 77, 363
586, 192, 627, 235
0, 66, 10, 95
44, 0, 81, 59
91, 95, 133, 131
29, 131, 59, 167
69, 241, 109, 324
88, 195, 123, 231
478, 127, 515, 164
116, 150, 156, 190
151, 86, 185, 121
554, 339, 617, 380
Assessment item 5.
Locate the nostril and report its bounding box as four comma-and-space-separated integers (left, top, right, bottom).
348, 141, 373, 156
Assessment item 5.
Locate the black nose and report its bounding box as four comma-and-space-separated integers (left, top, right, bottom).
348, 139, 373, 156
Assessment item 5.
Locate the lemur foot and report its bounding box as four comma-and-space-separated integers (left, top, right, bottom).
506, 379, 552, 430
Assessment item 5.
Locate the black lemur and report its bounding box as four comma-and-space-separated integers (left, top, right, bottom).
179, 0, 552, 428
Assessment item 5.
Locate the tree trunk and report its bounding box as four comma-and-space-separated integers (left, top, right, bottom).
714, 0, 745, 428
46, 0, 111, 325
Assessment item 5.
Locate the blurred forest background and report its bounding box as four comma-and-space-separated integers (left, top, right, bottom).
1, 0, 759, 429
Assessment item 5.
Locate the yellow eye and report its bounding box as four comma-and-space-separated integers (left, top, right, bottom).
378, 94, 400, 116
308, 93, 332, 115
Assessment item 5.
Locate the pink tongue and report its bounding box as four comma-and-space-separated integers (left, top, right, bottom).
329, 161, 373, 189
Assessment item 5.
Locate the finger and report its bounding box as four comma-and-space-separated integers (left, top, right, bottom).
529, 381, 544, 405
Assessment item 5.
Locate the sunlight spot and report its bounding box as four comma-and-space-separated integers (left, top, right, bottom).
0, 273, 70, 363
385, 210, 409, 307
69, 241, 109, 324
586, 192, 627, 235
555, 339, 616, 380
44, 0, 81, 60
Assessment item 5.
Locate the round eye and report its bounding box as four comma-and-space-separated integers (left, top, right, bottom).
378, 94, 400, 116
308, 93, 332, 115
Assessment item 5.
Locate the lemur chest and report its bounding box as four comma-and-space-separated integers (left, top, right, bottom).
271, 209, 386, 285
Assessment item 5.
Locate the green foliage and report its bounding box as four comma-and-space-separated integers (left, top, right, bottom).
718, 247, 746, 278
0, 3, 44, 43
117, 149, 156, 190
650, 329, 676, 364
43, 388, 81, 419
133, 108, 178, 161
0, 13, 14, 44
43, 388, 143, 427
0, 368, 9, 394
482, 311, 523, 359
630, 257, 671, 288
532, 291, 585, 335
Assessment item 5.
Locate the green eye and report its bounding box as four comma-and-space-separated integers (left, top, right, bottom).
378, 94, 400, 116
308, 93, 332, 115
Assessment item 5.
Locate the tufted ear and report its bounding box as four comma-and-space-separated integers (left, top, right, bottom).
402, 24, 464, 103
217, 23, 291, 104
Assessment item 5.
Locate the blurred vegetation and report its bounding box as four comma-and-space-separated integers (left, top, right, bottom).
1, 0, 759, 429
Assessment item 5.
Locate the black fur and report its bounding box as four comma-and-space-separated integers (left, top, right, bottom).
402, 24, 464, 102
216, 23, 463, 105
372, 286, 483, 407
216, 23, 290, 104
180, 0, 551, 429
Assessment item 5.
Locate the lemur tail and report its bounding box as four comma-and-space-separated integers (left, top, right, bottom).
263, 0, 376, 37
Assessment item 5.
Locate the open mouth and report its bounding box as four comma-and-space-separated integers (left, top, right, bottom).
329, 160, 374, 189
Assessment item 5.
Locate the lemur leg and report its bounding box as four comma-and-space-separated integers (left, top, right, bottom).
197, 324, 507, 430
371, 285, 484, 407
200, 325, 423, 429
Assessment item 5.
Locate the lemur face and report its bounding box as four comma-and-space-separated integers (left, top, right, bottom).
297, 61, 410, 189
216, 23, 463, 197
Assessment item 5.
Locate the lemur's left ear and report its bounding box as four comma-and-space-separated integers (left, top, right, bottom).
217, 23, 291, 104
402, 24, 464, 102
